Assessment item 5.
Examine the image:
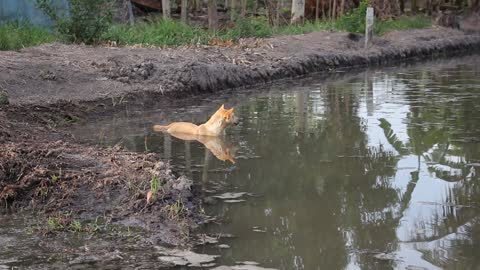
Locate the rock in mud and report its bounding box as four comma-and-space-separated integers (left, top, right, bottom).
107, 61, 155, 83
0, 89, 8, 105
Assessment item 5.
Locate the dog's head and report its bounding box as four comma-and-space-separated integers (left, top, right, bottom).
218, 104, 239, 126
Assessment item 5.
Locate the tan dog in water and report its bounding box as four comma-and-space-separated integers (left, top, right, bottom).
153, 104, 239, 136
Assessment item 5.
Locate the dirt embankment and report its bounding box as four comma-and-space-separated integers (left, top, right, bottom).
0, 26, 479, 246
1, 28, 480, 107
0, 108, 204, 246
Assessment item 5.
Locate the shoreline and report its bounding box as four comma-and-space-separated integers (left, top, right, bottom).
1, 27, 480, 247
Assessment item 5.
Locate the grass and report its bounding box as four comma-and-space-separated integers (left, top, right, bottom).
273, 20, 335, 36
0, 14, 431, 50
101, 19, 211, 46
0, 21, 55, 51
101, 15, 430, 47
374, 15, 431, 35
150, 175, 161, 195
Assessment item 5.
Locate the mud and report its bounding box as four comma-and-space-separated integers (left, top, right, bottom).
1, 26, 480, 247
0, 109, 203, 246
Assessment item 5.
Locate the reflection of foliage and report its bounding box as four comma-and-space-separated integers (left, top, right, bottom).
378, 118, 408, 155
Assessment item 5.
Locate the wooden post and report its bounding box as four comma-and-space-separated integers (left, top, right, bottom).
181, 0, 188, 23
208, 0, 218, 30
162, 0, 171, 19
126, 0, 134, 25
365, 7, 374, 49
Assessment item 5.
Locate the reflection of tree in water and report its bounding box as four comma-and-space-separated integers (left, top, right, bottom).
232, 82, 401, 269
379, 64, 480, 269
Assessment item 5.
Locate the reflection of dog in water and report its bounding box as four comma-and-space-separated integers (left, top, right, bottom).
164, 132, 237, 164
153, 104, 239, 136
153, 104, 238, 163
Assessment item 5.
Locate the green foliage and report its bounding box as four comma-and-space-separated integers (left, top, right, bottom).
150, 175, 160, 195
378, 118, 408, 155
220, 17, 273, 40
102, 19, 211, 47
68, 220, 83, 232
0, 21, 54, 51
274, 20, 335, 36
47, 217, 65, 230
50, 174, 59, 184
36, 0, 113, 44
335, 0, 369, 33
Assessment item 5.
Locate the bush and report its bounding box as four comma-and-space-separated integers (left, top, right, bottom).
335, 0, 369, 33
36, 0, 113, 44
0, 21, 54, 50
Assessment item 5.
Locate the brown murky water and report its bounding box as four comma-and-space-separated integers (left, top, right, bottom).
3, 55, 480, 269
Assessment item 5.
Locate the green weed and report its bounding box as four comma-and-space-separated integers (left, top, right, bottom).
69, 220, 83, 233
0, 21, 54, 51
47, 217, 65, 230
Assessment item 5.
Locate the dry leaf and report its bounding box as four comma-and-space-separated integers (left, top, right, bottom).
146, 190, 153, 204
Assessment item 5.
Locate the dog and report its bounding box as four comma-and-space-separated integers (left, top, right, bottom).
153, 104, 239, 137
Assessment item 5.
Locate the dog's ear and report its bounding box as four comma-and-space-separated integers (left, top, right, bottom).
219, 104, 225, 110
224, 108, 234, 118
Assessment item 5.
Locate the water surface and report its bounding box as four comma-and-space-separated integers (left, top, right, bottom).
6, 55, 480, 269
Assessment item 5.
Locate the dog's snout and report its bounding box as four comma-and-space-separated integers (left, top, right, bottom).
233, 116, 239, 125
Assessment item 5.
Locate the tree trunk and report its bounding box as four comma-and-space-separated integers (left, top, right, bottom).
276, 0, 281, 25
315, 0, 320, 20
332, 0, 336, 18
181, 0, 188, 23
322, 0, 326, 19
266, 0, 276, 26
195, 0, 202, 13
399, 0, 405, 13
241, 0, 247, 17
208, 0, 218, 29
291, 0, 305, 24
340, 0, 345, 16
253, 0, 258, 15
162, 0, 171, 19
231, 0, 236, 21
412, 0, 418, 13
329, 0, 332, 20
126, 0, 134, 25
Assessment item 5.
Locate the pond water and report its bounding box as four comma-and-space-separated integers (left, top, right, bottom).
4, 55, 480, 269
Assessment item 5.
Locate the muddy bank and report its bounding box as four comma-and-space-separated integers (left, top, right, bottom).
0, 110, 205, 246
1, 28, 479, 108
